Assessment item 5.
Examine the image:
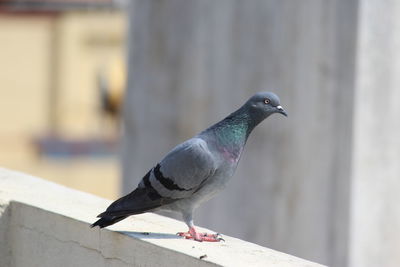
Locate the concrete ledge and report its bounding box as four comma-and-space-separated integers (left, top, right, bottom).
0, 168, 325, 267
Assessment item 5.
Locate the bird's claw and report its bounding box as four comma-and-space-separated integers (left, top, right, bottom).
176, 231, 224, 242
215, 233, 225, 242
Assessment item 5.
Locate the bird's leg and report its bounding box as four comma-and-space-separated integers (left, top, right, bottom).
177, 213, 224, 242
177, 226, 224, 242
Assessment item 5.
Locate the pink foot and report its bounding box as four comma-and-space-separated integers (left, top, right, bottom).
177, 227, 224, 242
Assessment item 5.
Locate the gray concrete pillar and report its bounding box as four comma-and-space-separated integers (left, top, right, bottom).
349, 1, 400, 267
122, 1, 400, 266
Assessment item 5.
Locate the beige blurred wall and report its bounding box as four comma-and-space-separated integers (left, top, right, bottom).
0, 10, 126, 199
56, 11, 126, 138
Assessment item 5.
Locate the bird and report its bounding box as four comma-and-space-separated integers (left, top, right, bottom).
91, 92, 287, 242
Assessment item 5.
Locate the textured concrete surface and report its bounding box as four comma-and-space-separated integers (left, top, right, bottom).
349, 1, 400, 267
0, 168, 324, 267
123, 1, 357, 266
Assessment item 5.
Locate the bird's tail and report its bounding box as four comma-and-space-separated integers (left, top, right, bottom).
90, 186, 172, 229
91, 215, 127, 228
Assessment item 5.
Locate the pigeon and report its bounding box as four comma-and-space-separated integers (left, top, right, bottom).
91, 92, 287, 242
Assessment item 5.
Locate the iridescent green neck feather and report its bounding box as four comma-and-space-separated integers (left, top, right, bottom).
201, 106, 262, 162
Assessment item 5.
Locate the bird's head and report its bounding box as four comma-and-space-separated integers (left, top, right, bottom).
246, 92, 287, 119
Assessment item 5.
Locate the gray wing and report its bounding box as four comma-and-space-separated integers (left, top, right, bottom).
140, 137, 217, 199
91, 137, 216, 228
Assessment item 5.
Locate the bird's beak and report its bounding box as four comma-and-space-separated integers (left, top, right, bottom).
276, 105, 288, 117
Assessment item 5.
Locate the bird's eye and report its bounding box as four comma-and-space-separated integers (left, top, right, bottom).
264, 98, 270, 104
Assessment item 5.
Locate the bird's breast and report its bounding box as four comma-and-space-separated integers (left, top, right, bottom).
219, 146, 243, 164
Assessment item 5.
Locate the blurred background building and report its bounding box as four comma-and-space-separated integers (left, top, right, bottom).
1, 1, 400, 267
0, 0, 127, 199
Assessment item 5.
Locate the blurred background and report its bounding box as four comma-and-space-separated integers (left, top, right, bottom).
0, 0, 127, 199
1, 1, 400, 267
